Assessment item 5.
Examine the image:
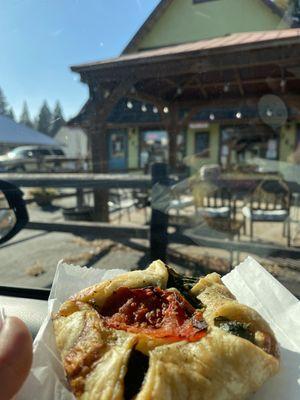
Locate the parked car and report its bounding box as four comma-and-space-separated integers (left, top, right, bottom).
0, 145, 66, 172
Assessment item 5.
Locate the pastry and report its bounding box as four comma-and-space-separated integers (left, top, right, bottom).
53, 260, 280, 400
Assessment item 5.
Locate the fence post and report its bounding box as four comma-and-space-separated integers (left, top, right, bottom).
76, 188, 84, 209
150, 163, 169, 262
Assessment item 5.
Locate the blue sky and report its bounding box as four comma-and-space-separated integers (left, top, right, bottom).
0, 0, 160, 120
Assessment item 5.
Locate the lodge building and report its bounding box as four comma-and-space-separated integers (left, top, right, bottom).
69, 0, 300, 173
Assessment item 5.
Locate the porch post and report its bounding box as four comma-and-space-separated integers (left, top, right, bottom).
168, 127, 178, 169
88, 121, 109, 222
167, 105, 179, 170
84, 79, 133, 222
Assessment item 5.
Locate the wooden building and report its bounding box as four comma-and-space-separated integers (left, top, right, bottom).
69, 0, 300, 219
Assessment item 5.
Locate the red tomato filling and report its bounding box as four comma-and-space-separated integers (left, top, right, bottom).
100, 287, 207, 342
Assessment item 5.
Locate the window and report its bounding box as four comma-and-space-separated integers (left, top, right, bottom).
220, 125, 279, 168
140, 130, 168, 169
52, 148, 65, 156
38, 148, 51, 156
195, 132, 210, 158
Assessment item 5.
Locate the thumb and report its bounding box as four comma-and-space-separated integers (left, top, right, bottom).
0, 317, 33, 400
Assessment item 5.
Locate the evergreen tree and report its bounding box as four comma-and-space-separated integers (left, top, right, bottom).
19, 101, 33, 128
36, 101, 52, 135
7, 107, 15, 121
291, 0, 300, 24
275, 0, 300, 25
50, 101, 65, 137
0, 87, 8, 116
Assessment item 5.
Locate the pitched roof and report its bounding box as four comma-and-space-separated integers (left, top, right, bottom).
72, 28, 300, 73
122, 0, 173, 54
122, 0, 291, 55
0, 115, 57, 146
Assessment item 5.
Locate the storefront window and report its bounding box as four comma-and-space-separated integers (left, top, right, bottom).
140, 130, 186, 170
220, 125, 279, 168
195, 132, 210, 158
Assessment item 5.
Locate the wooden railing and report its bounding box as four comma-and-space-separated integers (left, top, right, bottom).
0, 156, 90, 173
1, 169, 300, 264
0, 173, 151, 189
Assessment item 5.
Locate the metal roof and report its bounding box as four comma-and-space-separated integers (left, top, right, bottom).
72, 29, 300, 73
0, 115, 57, 146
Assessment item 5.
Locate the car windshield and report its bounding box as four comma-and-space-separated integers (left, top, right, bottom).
0, 0, 300, 300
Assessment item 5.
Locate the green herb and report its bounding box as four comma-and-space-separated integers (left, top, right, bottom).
214, 316, 254, 343
166, 265, 203, 309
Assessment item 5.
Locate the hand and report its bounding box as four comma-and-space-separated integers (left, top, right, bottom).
0, 317, 32, 400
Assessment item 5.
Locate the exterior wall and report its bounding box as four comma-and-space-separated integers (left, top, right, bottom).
128, 127, 139, 169
125, 121, 298, 169
185, 123, 220, 171
131, 0, 287, 52
280, 122, 296, 162
55, 127, 88, 158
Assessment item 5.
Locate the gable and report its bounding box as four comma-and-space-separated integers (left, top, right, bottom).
124, 0, 289, 54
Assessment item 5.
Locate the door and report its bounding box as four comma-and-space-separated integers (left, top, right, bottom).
108, 131, 127, 171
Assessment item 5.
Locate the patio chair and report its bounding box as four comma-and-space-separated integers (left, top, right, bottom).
191, 182, 242, 238
132, 188, 149, 223
192, 182, 231, 218
184, 183, 243, 269
167, 179, 194, 225
109, 189, 138, 223
242, 179, 291, 246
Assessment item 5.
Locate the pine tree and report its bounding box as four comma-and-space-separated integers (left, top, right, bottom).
0, 87, 8, 116
36, 101, 52, 135
19, 101, 33, 128
50, 101, 65, 137
275, 0, 300, 25
7, 107, 15, 121
291, 0, 300, 24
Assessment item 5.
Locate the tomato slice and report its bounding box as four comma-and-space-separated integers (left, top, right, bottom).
100, 287, 207, 342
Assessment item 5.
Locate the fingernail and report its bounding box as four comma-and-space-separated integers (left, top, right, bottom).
0, 308, 7, 331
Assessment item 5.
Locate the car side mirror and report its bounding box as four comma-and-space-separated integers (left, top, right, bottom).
0, 180, 29, 244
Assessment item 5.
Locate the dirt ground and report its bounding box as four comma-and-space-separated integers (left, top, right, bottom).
1, 192, 300, 299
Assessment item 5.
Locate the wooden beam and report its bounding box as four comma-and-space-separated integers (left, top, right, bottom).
174, 94, 300, 110
182, 77, 208, 98
198, 81, 208, 99
166, 105, 180, 169
77, 45, 300, 83
190, 75, 208, 99
85, 79, 135, 222
128, 91, 169, 109
0, 173, 151, 188
172, 75, 299, 91
26, 221, 149, 239
97, 79, 133, 121
106, 121, 165, 129
180, 107, 201, 130
170, 231, 300, 260
235, 68, 245, 96
85, 122, 109, 221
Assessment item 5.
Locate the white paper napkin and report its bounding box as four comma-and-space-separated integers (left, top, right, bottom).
17, 257, 300, 399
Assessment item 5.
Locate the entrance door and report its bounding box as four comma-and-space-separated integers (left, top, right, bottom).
108, 131, 127, 171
